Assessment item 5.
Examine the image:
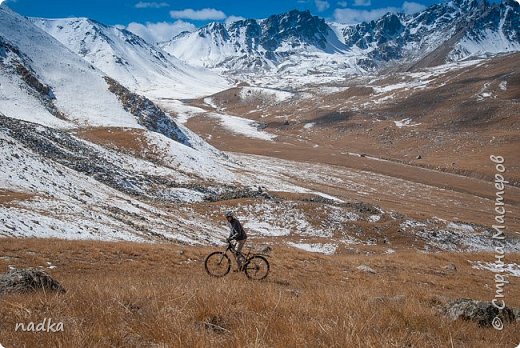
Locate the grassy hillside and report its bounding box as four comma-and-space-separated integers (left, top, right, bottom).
0, 238, 519, 347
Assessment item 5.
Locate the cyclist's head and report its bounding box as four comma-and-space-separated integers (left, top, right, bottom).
225, 210, 234, 220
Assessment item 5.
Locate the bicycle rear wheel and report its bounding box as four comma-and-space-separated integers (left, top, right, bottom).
205, 252, 231, 277
244, 256, 269, 280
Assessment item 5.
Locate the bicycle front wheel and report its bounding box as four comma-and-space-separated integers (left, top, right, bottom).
244, 256, 270, 280
204, 252, 231, 277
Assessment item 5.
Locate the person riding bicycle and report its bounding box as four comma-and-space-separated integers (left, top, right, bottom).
225, 211, 247, 269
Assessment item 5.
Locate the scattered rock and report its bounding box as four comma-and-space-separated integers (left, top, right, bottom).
367, 238, 377, 245
341, 202, 380, 215
196, 315, 230, 334
443, 263, 457, 272
0, 268, 65, 294
286, 288, 302, 297
444, 298, 516, 327
259, 245, 273, 255
205, 187, 272, 202
302, 195, 337, 205
356, 265, 377, 274
514, 309, 520, 322
372, 295, 406, 303
416, 155, 422, 160
104, 76, 190, 145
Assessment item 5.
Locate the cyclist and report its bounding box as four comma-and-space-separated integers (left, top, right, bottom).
225, 211, 247, 269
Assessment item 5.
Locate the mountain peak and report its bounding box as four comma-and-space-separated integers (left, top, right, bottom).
450, 0, 487, 11
160, 0, 519, 78
502, 0, 519, 7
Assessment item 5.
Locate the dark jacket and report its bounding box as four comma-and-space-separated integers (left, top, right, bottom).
228, 218, 247, 241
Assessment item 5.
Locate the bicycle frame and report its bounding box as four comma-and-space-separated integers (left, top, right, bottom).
225, 241, 268, 263
225, 242, 255, 265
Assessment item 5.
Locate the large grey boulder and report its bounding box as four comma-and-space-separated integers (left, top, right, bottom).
0, 268, 65, 294
444, 298, 516, 327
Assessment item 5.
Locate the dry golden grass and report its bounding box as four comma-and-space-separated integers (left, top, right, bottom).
0, 190, 36, 207
72, 127, 150, 156
0, 238, 519, 347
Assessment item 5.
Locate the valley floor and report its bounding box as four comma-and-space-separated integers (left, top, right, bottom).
0, 239, 519, 347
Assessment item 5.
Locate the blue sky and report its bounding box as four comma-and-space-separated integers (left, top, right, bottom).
5, 0, 442, 24
2, 0, 452, 42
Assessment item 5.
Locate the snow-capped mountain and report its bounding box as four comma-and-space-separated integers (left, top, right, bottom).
341, 0, 520, 66
161, 10, 349, 74
161, 0, 520, 82
32, 17, 230, 99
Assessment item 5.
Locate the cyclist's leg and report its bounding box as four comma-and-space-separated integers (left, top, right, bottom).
235, 239, 246, 254
235, 239, 246, 268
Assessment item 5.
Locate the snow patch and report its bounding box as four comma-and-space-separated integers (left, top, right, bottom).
239, 87, 294, 103
447, 222, 475, 233
287, 242, 337, 255
207, 112, 276, 141
471, 261, 520, 277
368, 215, 381, 223
393, 118, 421, 128
244, 221, 291, 237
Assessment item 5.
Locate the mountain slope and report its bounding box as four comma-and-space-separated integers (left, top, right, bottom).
0, 8, 216, 158
449, 0, 520, 59
0, 5, 226, 152
32, 17, 230, 99
0, 5, 137, 129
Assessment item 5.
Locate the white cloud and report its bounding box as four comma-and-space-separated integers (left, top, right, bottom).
402, 1, 427, 14
315, 0, 330, 12
126, 20, 197, 43
337, 1, 348, 7
170, 8, 226, 21
333, 1, 428, 24
353, 0, 371, 6
225, 15, 246, 25
135, 1, 169, 8
334, 7, 397, 24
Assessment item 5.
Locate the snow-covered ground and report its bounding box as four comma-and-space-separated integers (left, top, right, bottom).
158, 100, 277, 141
0, 130, 218, 243
2, 121, 519, 253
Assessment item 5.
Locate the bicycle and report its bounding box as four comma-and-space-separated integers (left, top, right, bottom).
204, 240, 270, 280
